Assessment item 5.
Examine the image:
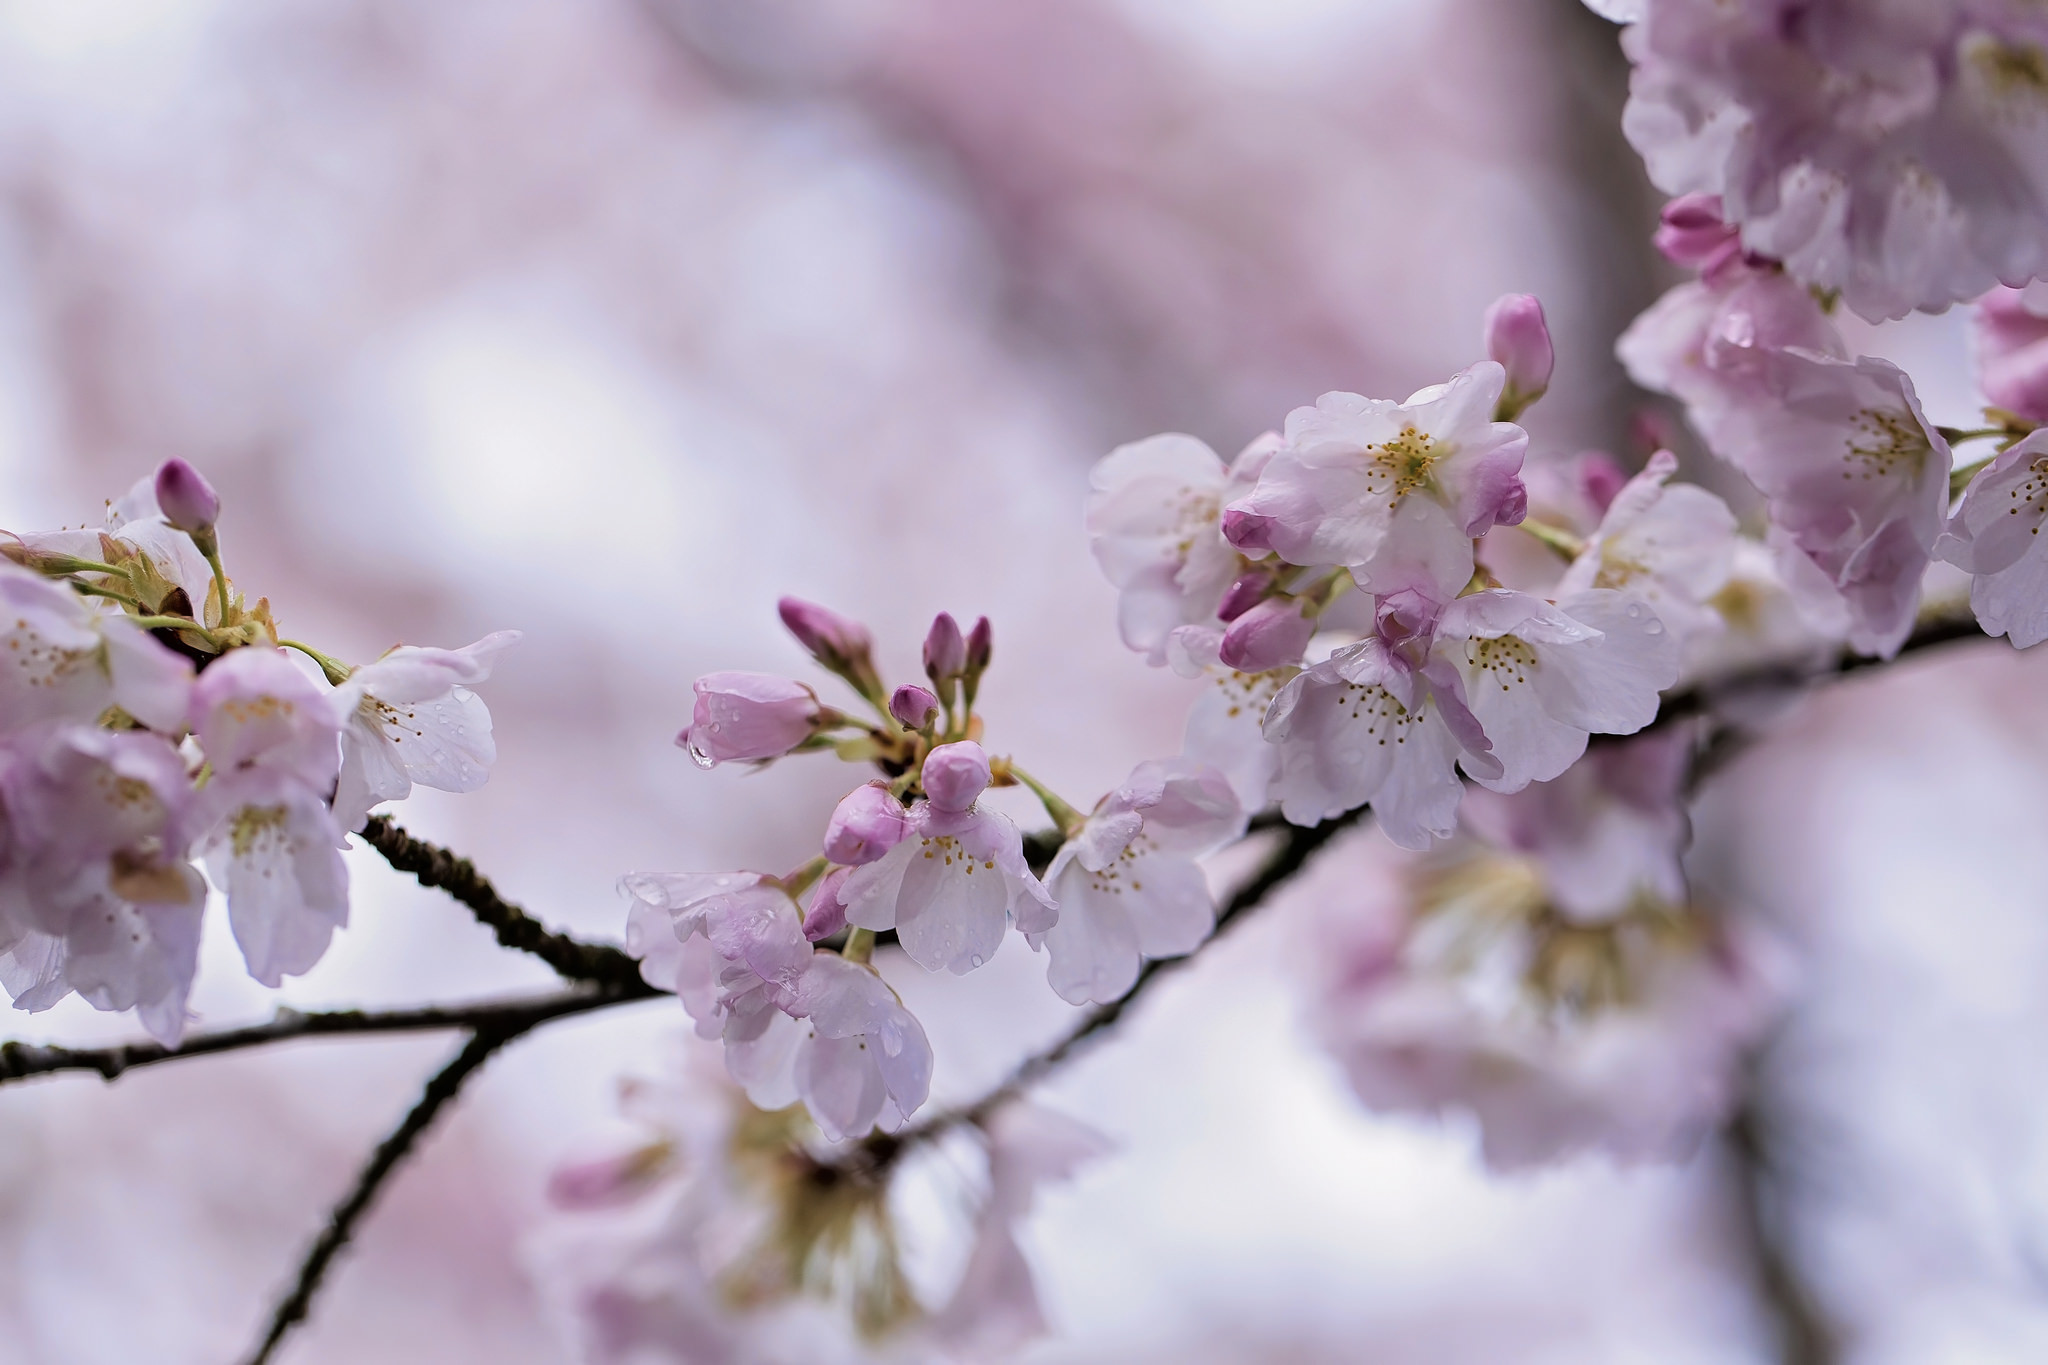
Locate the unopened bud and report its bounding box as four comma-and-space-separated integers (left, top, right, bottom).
922, 612, 966, 684
1218, 597, 1313, 673
922, 740, 991, 814
1978, 286, 2048, 425
1216, 570, 1272, 623
777, 596, 880, 696
1220, 506, 1278, 554
964, 616, 992, 674
1577, 451, 1630, 515
154, 459, 221, 538
1653, 193, 1743, 275
890, 683, 941, 730
1483, 294, 1554, 421
677, 671, 820, 767
803, 866, 855, 942
822, 782, 910, 866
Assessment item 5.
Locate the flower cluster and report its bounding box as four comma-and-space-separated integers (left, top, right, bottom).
533, 1056, 1109, 1362
1601, 0, 2048, 320
628, 599, 1245, 1142
0, 461, 515, 1041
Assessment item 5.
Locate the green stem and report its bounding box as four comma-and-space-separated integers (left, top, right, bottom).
1938, 425, 2006, 446
1519, 518, 1587, 559
842, 928, 876, 966
1007, 763, 1085, 840
202, 545, 231, 627
70, 581, 140, 606
130, 615, 218, 642
777, 856, 831, 900
279, 639, 353, 685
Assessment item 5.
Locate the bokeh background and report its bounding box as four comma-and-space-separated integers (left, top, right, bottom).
1, 0, 2043, 1361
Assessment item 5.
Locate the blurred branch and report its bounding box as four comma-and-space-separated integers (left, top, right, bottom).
0, 982, 659, 1088
240, 1025, 531, 1365
1727, 1091, 1838, 1365
359, 815, 647, 990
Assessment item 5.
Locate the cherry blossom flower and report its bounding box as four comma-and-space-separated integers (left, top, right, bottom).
622, 873, 932, 1141
1221, 362, 1528, 598
678, 671, 825, 767
822, 783, 911, 867
1483, 293, 1555, 420
842, 743, 1055, 975
1976, 283, 2048, 424
328, 631, 520, 831
188, 647, 350, 987
1267, 585, 1678, 846
1305, 798, 1785, 1168
0, 724, 205, 1043
1036, 758, 1241, 1005
1939, 429, 2048, 647
0, 559, 192, 736
1610, 1, 2048, 320
1169, 626, 1292, 813
1085, 431, 1276, 665
1703, 348, 1951, 657
1554, 450, 1739, 649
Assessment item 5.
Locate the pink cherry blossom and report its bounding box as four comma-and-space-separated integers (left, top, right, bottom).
1482, 293, 1555, 420
0, 559, 192, 736
152, 458, 220, 537
677, 671, 821, 767
0, 724, 205, 1043
329, 631, 520, 830
1554, 450, 1739, 649
188, 647, 350, 987
1702, 348, 1951, 657
1612, 1, 2048, 320
1037, 758, 1241, 1005
1086, 431, 1276, 665
1938, 429, 2048, 647
1976, 284, 2048, 424
1221, 362, 1528, 598
1169, 624, 1291, 813
842, 751, 1055, 975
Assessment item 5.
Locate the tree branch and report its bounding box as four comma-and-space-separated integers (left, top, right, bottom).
0, 981, 660, 1088
1727, 1094, 1836, 1365
240, 1025, 530, 1365
358, 815, 646, 989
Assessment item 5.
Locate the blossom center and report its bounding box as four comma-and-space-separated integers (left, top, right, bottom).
1364, 425, 1444, 509
1465, 635, 1536, 690
1843, 407, 1930, 481
6, 618, 92, 691
2004, 455, 2048, 536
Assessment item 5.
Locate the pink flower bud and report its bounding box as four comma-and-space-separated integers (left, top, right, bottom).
804, 865, 854, 941
678, 671, 819, 766
1219, 597, 1313, 673
923, 612, 966, 683
1577, 451, 1631, 515
890, 683, 940, 730
964, 615, 992, 674
1978, 286, 2048, 424
922, 740, 991, 813
153, 459, 220, 536
1215, 570, 1271, 623
1483, 294, 1554, 418
823, 782, 910, 865
777, 596, 874, 673
1220, 505, 1278, 554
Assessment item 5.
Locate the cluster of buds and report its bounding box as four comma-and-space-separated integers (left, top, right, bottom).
0, 460, 516, 1041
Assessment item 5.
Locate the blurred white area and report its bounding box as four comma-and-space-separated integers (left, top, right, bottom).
0, 0, 2041, 1360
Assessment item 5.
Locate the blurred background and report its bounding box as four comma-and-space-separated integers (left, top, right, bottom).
1, 0, 2044, 1360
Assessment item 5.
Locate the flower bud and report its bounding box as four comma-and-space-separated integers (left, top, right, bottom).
1218, 597, 1313, 673
922, 740, 991, 813
1577, 451, 1630, 515
154, 459, 220, 538
776, 596, 879, 694
964, 615, 992, 675
1220, 505, 1279, 554
804, 865, 854, 941
678, 671, 819, 767
823, 782, 909, 865
1653, 193, 1743, 276
922, 612, 966, 684
1215, 570, 1271, 623
1483, 294, 1554, 420
890, 683, 940, 730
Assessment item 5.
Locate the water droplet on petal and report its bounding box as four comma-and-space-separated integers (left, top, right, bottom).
686, 739, 715, 770
1645, 619, 1664, 636
1623, 602, 1644, 619
970, 954, 984, 968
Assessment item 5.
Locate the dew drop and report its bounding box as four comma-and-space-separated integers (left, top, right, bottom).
1623, 602, 1645, 619
970, 954, 984, 968
1644, 619, 1664, 636
685, 739, 715, 770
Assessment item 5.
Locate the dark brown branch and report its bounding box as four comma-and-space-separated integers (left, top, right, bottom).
1727, 1096, 1837, 1365
240, 1026, 529, 1365
0, 981, 660, 1088
359, 815, 647, 989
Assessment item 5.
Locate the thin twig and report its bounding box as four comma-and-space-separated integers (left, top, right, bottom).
240, 1026, 530, 1365
359, 815, 646, 989
0, 982, 660, 1088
